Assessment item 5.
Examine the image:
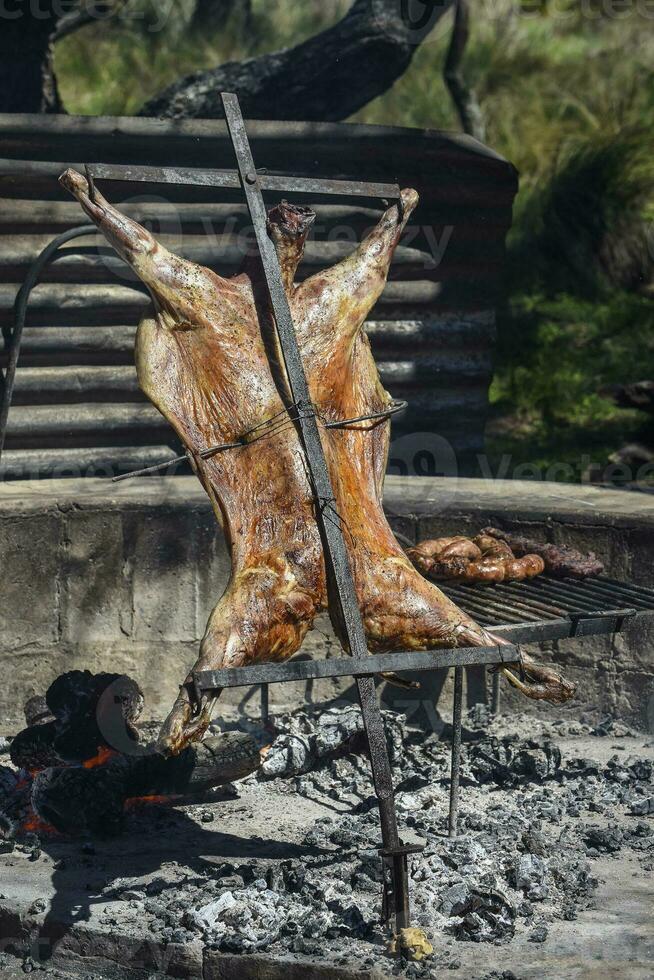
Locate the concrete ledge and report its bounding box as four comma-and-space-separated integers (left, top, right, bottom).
0, 902, 373, 979
1, 476, 653, 728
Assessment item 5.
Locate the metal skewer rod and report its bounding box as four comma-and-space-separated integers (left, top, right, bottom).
449, 665, 464, 838
260, 684, 270, 726
491, 668, 501, 715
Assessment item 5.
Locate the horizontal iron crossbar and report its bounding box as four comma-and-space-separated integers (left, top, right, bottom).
193, 644, 520, 693
87, 162, 402, 200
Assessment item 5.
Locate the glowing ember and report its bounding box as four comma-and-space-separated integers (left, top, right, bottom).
21, 811, 59, 836
82, 746, 118, 769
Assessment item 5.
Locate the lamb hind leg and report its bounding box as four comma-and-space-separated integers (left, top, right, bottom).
157, 565, 321, 756
362, 559, 576, 704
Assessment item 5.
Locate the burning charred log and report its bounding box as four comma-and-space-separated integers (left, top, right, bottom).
31, 732, 260, 836
59, 169, 575, 754
23, 695, 54, 728
1, 673, 261, 838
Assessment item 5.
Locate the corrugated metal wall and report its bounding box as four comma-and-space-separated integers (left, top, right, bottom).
0, 114, 518, 480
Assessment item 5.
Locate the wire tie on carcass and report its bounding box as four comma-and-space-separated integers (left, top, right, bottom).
111, 401, 407, 482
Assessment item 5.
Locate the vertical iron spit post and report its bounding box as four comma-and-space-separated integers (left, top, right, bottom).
491, 668, 501, 715
448, 665, 464, 838
260, 683, 270, 726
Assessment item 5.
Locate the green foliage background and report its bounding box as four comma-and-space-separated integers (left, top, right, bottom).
54, 0, 654, 481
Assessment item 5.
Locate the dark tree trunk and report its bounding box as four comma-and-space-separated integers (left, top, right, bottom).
141, 0, 456, 121
0, 2, 63, 113
53, 1, 128, 42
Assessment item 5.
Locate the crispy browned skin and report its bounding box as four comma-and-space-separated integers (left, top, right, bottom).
408, 535, 545, 583
481, 527, 604, 579
60, 170, 575, 752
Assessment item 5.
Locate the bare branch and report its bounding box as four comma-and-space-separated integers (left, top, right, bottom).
444, 0, 486, 142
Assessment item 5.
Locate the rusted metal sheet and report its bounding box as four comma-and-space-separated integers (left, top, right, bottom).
0, 113, 518, 481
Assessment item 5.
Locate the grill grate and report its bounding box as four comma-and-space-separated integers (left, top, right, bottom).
439, 574, 654, 643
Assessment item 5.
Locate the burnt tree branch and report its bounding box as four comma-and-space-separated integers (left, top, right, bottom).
32, 733, 261, 836
141, 0, 456, 121
443, 0, 485, 142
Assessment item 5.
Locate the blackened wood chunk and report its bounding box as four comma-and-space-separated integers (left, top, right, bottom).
167, 733, 261, 795
31, 733, 260, 836
32, 763, 127, 837
46, 670, 143, 726
45, 670, 144, 762
24, 695, 55, 728
9, 721, 59, 771
121, 734, 261, 799
12, 671, 145, 770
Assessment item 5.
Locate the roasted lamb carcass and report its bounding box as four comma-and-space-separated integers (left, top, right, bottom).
407, 534, 545, 583
60, 170, 575, 753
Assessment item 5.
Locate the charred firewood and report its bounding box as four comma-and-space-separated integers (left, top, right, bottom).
23, 695, 55, 728
31, 733, 260, 836
9, 722, 60, 773
10, 671, 144, 770
481, 528, 604, 580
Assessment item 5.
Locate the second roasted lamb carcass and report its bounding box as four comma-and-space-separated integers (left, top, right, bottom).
60, 170, 575, 753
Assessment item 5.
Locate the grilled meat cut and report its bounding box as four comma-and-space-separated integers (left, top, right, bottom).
481, 527, 604, 579
408, 534, 545, 583
60, 169, 575, 752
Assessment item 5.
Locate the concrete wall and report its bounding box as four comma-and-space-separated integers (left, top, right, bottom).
1, 476, 653, 731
